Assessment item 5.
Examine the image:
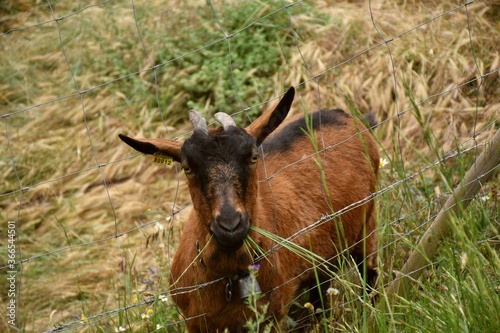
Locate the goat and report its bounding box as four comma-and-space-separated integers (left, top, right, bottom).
119, 87, 379, 332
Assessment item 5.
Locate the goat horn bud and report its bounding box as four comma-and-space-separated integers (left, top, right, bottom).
214, 112, 237, 131
188, 110, 208, 135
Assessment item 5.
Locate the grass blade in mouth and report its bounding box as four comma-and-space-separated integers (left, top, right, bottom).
250, 226, 338, 277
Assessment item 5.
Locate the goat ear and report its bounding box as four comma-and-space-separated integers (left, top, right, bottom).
118, 134, 182, 162
245, 87, 295, 146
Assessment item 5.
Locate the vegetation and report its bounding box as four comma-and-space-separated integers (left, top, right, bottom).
0, 0, 498, 332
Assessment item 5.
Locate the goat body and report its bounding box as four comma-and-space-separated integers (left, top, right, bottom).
119, 87, 379, 332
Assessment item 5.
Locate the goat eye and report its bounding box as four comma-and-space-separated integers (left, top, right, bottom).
250, 155, 258, 164
183, 165, 192, 174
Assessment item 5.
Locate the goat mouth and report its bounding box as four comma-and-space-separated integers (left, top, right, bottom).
211, 223, 250, 252
214, 237, 245, 252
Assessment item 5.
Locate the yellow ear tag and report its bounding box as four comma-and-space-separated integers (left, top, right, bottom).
152, 152, 173, 166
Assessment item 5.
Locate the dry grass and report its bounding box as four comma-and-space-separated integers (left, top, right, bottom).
0, 0, 498, 332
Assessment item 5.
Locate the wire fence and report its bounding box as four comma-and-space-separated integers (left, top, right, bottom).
1, 0, 498, 332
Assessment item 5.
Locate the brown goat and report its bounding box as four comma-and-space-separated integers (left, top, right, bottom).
119, 87, 379, 332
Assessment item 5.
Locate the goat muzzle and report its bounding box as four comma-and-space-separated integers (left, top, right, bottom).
210, 210, 250, 252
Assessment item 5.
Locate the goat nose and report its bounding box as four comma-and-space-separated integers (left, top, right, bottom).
216, 212, 242, 232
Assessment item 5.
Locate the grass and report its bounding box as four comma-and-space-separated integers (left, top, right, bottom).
0, 0, 499, 332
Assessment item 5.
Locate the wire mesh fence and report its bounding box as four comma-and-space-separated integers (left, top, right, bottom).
1, 0, 498, 332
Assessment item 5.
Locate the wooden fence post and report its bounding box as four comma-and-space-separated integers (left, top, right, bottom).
369, 128, 500, 331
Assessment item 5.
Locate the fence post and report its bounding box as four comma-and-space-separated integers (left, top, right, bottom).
369, 128, 500, 331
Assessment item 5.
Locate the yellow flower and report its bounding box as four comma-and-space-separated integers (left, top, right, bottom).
80, 314, 88, 324
379, 157, 389, 167
304, 302, 314, 311
147, 308, 154, 315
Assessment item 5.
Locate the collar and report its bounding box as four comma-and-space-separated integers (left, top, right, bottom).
195, 240, 262, 301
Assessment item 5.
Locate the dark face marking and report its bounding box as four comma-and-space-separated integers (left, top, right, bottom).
181, 127, 259, 252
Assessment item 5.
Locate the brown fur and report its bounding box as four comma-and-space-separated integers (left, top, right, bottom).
119, 87, 379, 332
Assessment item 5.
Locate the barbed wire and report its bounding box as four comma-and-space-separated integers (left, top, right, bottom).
0, 125, 494, 273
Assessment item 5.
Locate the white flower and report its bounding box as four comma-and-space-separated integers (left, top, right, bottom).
159, 294, 169, 302
141, 313, 150, 319
154, 222, 164, 231
327, 287, 340, 296
379, 157, 389, 167
479, 194, 490, 202
114, 326, 126, 332
156, 324, 163, 330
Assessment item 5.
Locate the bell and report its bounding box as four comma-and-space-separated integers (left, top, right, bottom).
238, 274, 262, 299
